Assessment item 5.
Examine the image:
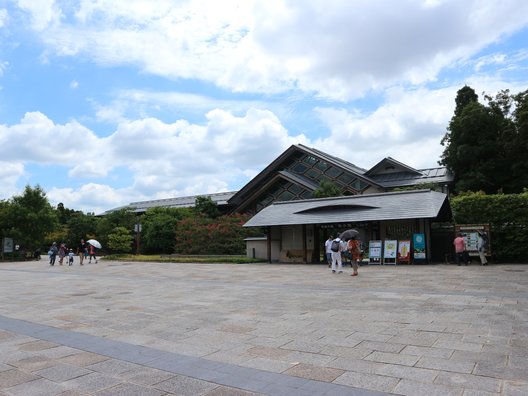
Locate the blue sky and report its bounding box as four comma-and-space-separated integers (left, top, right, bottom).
1, 0, 527, 214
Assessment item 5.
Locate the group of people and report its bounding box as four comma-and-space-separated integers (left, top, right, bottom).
48, 239, 98, 266
324, 235, 361, 276
453, 231, 488, 266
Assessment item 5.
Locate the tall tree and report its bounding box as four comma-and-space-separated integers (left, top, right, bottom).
3, 185, 57, 249
511, 90, 528, 191
440, 86, 506, 193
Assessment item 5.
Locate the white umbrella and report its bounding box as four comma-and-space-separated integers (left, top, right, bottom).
87, 239, 102, 249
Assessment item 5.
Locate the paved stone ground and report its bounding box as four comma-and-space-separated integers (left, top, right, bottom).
0, 259, 527, 395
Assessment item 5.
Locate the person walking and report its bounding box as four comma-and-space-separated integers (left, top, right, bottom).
49, 242, 58, 266
88, 244, 98, 264
68, 249, 75, 266
477, 231, 488, 266
330, 237, 345, 274
453, 232, 467, 266
58, 243, 66, 265
347, 237, 361, 276
77, 239, 87, 265
324, 236, 333, 268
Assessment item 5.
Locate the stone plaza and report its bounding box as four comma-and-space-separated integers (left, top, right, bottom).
0, 259, 527, 395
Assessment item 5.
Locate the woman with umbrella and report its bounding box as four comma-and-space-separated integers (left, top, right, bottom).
87, 239, 101, 264
339, 229, 361, 277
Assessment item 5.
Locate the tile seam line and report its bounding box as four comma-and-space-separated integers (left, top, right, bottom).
0, 314, 390, 396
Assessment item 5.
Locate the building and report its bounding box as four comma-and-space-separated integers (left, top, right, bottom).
105, 144, 454, 263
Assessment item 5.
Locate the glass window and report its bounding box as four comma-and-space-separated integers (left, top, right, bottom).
325, 166, 342, 178
289, 184, 304, 195
305, 168, 320, 180
338, 173, 355, 184
315, 160, 330, 172
303, 155, 318, 166
352, 179, 369, 190
277, 190, 294, 201
292, 162, 308, 174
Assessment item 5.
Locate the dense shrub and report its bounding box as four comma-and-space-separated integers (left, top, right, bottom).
174, 213, 261, 255
451, 191, 528, 262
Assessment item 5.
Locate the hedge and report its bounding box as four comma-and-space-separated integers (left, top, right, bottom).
451, 191, 528, 262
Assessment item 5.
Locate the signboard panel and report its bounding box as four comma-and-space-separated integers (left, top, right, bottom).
2, 237, 14, 253
397, 240, 411, 264
455, 224, 491, 257
412, 233, 426, 261
368, 240, 382, 265
383, 240, 397, 265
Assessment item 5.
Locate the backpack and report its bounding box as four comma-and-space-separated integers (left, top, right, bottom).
330, 240, 340, 252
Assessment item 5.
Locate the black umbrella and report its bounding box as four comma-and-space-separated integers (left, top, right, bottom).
339, 229, 359, 241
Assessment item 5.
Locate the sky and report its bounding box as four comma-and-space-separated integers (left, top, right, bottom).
0, 0, 527, 214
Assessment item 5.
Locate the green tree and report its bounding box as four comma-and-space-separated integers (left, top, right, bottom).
2, 185, 57, 250
66, 212, 98, 247
107, 226, 133, 253
194, 196, 221, 219
440, 87, 504, 193
510, 90, 528, 191
141, 207, 191, 254
312, 180, 342, 198
96, 208, 137, 249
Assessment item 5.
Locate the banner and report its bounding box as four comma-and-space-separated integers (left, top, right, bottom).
383, 240, 397, 259
412, 233, 426, 260
397, 240, 411, 263
368, 240, 382, 264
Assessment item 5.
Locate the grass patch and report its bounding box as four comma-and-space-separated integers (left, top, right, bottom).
103, 254, 264, 264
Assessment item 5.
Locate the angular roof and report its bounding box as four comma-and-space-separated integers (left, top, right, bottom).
228, 144, 381, 209
103, 191, 236, 214
244, 189, 451, 227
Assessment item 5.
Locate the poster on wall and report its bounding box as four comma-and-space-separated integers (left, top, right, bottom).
397, 240, 411, 263
2, 237, 14, 253
455, 224, 491, 256
412, 233, 426, 262
383, 240, 397, 264
368, 240, 382, 264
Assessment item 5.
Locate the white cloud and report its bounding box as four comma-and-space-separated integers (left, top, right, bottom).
16, 0, 61, 31
16, 0, 528, 100
0, 108, 310, 212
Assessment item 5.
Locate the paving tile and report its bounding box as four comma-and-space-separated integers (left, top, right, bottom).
57, 352, 109, 367
85, 359, 140, 375
356, 341, 405, 354
154, 374, 218, 395
17, 340, 59, 351
204, 385, 263, 395
240, 357, 295, 373
60, 372, 122, 393
283, 363, 344, 382
502, 380, 528, 396
5, 377, 68, 396
415, 356, 475, 374
434, 372, 501, 393
376, 363, 439, 383
332, 371, 399, 393
401, 345, 454, 359
364, 351, 420, 366
434, 340, 483, 352
34, 363, 92, 382
393, 378, 463, 396
0, 369, 39, 388
93, 382, 165, 395
118, 366, 175, 386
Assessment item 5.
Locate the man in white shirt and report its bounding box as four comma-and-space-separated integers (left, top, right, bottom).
330, 237, 345, 274
324, 236, 333, 267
